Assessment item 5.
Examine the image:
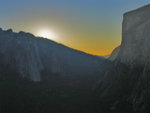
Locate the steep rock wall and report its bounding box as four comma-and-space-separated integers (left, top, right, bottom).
117, 5, 150, 67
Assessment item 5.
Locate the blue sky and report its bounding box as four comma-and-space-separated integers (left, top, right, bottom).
0, 0, 150, 55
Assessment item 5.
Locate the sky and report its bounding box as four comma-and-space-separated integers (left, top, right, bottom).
0, 0, 150, 55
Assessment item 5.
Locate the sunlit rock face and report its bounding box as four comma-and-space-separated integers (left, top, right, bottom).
117, 5, 150, 67
0, 28, 105, 82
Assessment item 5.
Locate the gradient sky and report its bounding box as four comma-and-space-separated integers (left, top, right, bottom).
0, 0, 150, 55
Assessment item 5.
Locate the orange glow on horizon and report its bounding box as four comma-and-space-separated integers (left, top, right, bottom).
62, 43, 118, 56
59, 38, 120, 56
75, 48, 113, 56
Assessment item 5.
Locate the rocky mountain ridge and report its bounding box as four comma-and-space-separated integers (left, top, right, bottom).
0, 28, 105, 83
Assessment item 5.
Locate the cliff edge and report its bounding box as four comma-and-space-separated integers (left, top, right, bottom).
116, 4, 150, 67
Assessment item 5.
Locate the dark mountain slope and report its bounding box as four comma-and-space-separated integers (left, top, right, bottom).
0, 28, 106, 83
0, 28, 109, 112
95, 4, 150, 112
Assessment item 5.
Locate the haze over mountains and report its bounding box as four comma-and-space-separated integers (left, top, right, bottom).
0, 28, 105, 82
1, 4, 150, 112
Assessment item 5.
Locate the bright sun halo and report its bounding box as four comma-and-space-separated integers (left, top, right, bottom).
38, 29, 57, 40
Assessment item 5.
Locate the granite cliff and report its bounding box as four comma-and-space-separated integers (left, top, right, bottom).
116, 5, 150, 67
97, 4, 150, 112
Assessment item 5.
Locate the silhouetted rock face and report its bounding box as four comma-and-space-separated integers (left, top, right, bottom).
117, 4, 150, 67
0, 29, 105, 82
109, 46, 120, 61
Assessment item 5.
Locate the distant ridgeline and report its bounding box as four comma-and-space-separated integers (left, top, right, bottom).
0, 28, 105, 82
1, 4, 150, 112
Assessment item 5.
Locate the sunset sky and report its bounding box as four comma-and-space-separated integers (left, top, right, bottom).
0, 0, 150, 55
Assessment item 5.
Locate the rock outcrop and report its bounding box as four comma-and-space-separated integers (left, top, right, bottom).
108, 46, 120, 61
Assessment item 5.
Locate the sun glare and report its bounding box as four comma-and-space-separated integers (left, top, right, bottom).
38, 29, 57, 40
